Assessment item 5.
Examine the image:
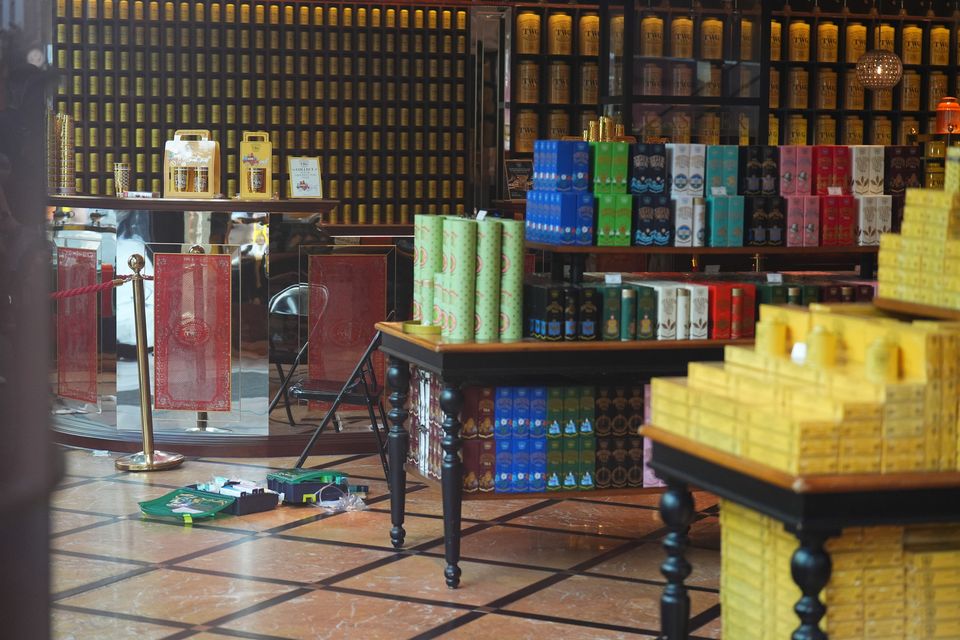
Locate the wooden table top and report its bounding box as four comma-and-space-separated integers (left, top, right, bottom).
642, 425, 960, 494
376, 322, 754, 355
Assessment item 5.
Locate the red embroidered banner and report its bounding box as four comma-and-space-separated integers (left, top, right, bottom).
57, 247, 99, 403
307, 255, 387, 395
153, 253, 232, 411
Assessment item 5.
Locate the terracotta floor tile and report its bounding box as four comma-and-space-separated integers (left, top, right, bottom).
282, 509, 445, 549
50, 480, 173, 517
51, 554, 144, 596
430, 525, 625, 570
334, 554, 553, 607
51, 609, 180, 640
503, 575, 718, 629
177, 536, 393, 583
694, 612, 722, 639
60, 568, 295, 625
439, 613, 656, 639
398, 486, 548, 521
58, 449, 125, 478
506, 501, 665, 539
198, 455, 348, 469
689, 516, 721, 550
52, 519, 247, 563
587, 542, 720, 590
50, 510, 114, 535
222, 588, 465, 639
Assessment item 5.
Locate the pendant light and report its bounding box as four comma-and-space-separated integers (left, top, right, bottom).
856, 0, 903, 90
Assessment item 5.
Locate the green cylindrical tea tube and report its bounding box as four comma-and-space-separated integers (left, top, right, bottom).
474, 219, 502, 342
420, 274, 435, 327
434, 272, 446, 336
415, 214, 444, 326
442, 217, 477, 342
499, 219, 525, 342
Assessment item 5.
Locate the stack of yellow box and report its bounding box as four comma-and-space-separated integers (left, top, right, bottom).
651, 304, 960, 474
878, 150, 960, 308
720, 500, 960, 639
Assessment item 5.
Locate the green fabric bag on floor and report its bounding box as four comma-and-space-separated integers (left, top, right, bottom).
138, 488, 236, 524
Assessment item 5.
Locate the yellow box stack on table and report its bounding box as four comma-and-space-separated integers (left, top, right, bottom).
651, 304, 960, 475
878, 166, 960, 308
720, 500, 960, 639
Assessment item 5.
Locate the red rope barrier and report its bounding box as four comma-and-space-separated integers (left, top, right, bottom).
50, 274, 156, 300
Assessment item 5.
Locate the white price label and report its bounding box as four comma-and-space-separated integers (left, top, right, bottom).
767, 273, 784, 283
605, 273, 623, 285
476, 210, 488, 221
827, 187, 843, 196
711, 186, 728, 196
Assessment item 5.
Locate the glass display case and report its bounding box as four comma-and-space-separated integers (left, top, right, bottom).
600, 0, 770, 144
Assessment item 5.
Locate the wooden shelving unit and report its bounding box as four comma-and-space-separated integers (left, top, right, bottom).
52, 0, 470, 222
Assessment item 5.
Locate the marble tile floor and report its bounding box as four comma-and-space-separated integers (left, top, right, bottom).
51, 447, 722, 640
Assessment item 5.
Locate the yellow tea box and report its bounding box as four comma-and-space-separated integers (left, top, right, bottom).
239, 131, 272, 200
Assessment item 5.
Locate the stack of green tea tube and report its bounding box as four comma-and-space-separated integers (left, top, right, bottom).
413, 215, 444, 325
413, 215, 525, 343
499, 219, 525, 342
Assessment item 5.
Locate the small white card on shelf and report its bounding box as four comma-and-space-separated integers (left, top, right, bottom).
287, 157, 323, 198
605, 273, 623, 285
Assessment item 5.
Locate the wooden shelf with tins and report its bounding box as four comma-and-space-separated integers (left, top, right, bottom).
600, 0, 769, 145
376, 319, 748, 587
508, 5, 602, 156
768, 3, 960, 146
52, 0, 470, 222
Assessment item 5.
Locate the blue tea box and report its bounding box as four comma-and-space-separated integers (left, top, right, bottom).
530, 387, 548, 438
511, 437, 530, 493
494, 387, 513, 439
572, 140, 591, 191
576, 192, 595, 246
495, 437, 513, 493
529, 436, 548, 492
512, 387, 531, 439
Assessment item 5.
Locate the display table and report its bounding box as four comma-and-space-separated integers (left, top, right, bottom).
642, 425, 960, 640
375, 321, 753, 588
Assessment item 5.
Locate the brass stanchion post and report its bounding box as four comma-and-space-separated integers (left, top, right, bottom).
116, 254, 185, 472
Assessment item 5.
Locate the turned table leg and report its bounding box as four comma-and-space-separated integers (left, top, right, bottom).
386, 356, 410, 549
659, 479, 695, 640
439, 381, 464, 589
791, 531, 832, 640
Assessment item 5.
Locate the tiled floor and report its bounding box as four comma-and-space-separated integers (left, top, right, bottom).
51, 447, 722, 640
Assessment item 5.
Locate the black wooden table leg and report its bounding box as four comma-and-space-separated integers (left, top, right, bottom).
386, 356, 410, 549
659, 479, 694, 640
439, 381, 464, 589
791, 531, 832, 640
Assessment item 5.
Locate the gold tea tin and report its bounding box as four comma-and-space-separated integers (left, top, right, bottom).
517, 61, 539, 103
875, 23, 895, 52
610, 15, 625, 57
516, 110, 538, 153
902, 24, 922, 64
901, 71, 921, 111
930, 72, 948, 109
788, 68, 809, 109
740, 19, 754, 60
547, 12, 573, 55
549, 62, 570, 103
770, 20, 782, 61
548, 110, 569, 139
641, 63, 662, 96
789, 20, 810, 61
931, 25, 950, 65
516, 11, 540, 55
872, 117, 893, 145
673, 64, 694, 96
815, 116, 836, 145
788, 115, 808, 145
580, 13, 600, 56
817, 69, 837, 110
701, 64, 722, 97
700, 17, 723, 60
817, 21, 838, 62
641, 13, 664, 57
581, 63, 599, 104
845, 70, 864, 109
